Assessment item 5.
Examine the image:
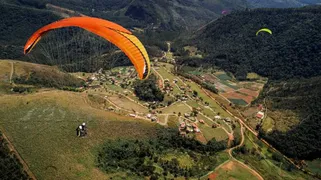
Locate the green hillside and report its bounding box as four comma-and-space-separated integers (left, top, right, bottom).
0, 60, 84, 89
258, 77, 321, 160
0, 2, 60, 59
187, 6, 321, 80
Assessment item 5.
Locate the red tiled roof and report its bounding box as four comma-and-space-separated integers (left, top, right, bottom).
256, 113, 264, 118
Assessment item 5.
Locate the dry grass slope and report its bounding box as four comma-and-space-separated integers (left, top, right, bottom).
0, 90, 158, 180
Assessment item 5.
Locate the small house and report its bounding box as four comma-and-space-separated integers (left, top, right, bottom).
224, 117, 232, 123
129, 114, 137, 118
186, 127, 194, 133
256, 111, 264, 119
108, 106, 114, 110
184, 113, 190, 118
192, 123, 197, 128
180, 122, 186, 129
180, 131, 187, 137
194, 128, 201, 133
199, 119, 205, 124
147, 114, 152, 118
214, 115, 221, 120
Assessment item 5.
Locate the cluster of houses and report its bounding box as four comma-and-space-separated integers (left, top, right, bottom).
214, 115, 234, 125
178, 114, 235, 137
128, 113, 158, 122
85, 67, 136, 87
146, 113, 158, 121
179, 121, 201, 136
163, 79, 174, 93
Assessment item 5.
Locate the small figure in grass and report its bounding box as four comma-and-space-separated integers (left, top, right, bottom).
81, 122, 87, 136
76, 125, 82, 137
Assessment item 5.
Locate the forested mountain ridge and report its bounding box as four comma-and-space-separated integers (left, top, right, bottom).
0, 2, 60, 59
187, 5, 321, 80
2, 0, 248, 31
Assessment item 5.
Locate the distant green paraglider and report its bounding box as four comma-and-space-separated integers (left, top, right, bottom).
256, 28, 272, 36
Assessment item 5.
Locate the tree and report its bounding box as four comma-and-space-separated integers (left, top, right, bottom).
133, 74, 164, 101
193, 90, 198, 97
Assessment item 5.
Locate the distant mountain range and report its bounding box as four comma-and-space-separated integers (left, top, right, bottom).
247, 0, 321, 8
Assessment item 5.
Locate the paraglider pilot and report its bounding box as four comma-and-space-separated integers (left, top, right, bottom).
76, 123, 87, 137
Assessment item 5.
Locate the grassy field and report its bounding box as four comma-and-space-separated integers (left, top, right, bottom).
167, 115, 179, 128
202, 107, 216, 117
198, 124, 228, 142
213, 160, 261, 180
0, 91, 158, 180
247, 73, 261, 80
185, 81, 231, 118
162, 152, 194, 168
0, 60, 12, 82
157, 63, 185, 86
104, 84, 124, 92
262, 116, 274, 132
306, 159, 321, 175
106, 94, 148, 113
161, 102, 191, 114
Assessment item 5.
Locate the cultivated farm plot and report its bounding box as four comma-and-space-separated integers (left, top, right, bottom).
0, 91, 158, 180
184, 69, 266, 106
221, 91, 254, 105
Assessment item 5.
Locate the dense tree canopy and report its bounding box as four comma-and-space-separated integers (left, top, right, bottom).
133, 74, 164, 102
97, 128, 227, 178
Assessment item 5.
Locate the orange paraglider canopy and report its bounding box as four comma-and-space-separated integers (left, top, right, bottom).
24, 16, 150, 80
